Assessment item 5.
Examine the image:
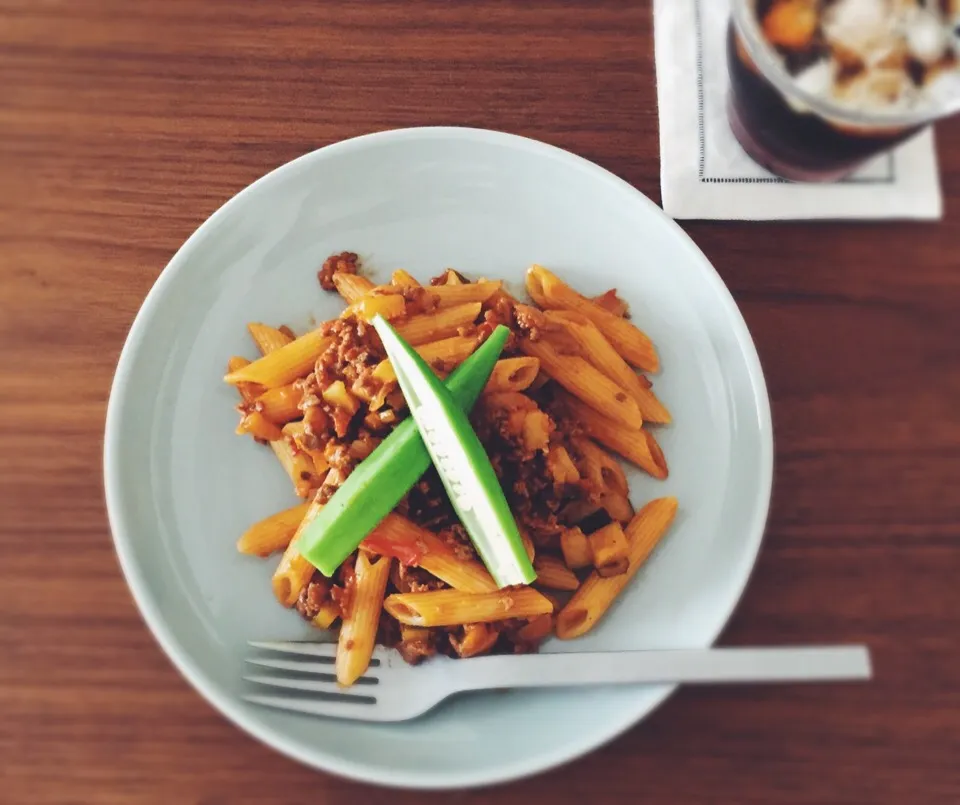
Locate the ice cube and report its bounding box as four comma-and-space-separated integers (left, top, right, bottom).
822, 0, 899, 63
903, 9, 950, 64
793, 59, 835, 97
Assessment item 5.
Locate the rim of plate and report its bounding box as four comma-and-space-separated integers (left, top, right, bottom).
103, 126, 774, 790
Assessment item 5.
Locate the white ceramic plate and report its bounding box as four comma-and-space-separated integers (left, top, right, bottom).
104, 127, 772, 789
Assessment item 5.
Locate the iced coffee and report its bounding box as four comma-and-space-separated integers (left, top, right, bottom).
728, 0, 960, 181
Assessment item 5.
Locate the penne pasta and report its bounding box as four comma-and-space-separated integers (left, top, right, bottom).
521, 337, 643, 429
228, 355, 316, 495
272, 502, 498, 610
546, 310, 671, 424
360, 514, 498, 593
311, 600, 341, 630
391, 269, 420, 288
427, 280, 502, 309
272, 498, 325, 607
533, 555, 580, 591
332, 273, 375, 304
452, 623, 499, 658
236, 411, 284, 441
237, 501, 312, 556
226, 356, 264, 404
600, 492, 635, 524
270, 440, 319, 497
346, 293, 406, 322
562, 393, 668, 479
384, 587, 554, 627
591, 289, 629, 317
643, 427, 669, 479
546, 445, 581, 485
560, 526, 593, 569
526, 264, 659, 372
394, 302, 482, 346
520, 528, 536, 563
277, 422, 324, 492
588, 521, 630, 577
400, 625, 431, 643
227, 260, 675, 676
482, 357, 540, 394
572, 436, 629, 497
372, 335, 478, 384
248, 322, 294, 355
336, 552, 392, 686
254, 384, 304, 425
556, 497, 678, 639
516, 613, 555, 642
224, 328, 331, 388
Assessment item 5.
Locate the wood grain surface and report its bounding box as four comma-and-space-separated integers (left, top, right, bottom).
2, 1, 959, 803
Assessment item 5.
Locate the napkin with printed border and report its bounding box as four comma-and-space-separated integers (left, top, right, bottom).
654, 0, 944, 220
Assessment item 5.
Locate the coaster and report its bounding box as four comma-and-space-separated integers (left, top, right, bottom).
654, 0, 944, 220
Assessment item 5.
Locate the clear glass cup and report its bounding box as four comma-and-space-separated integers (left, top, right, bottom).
727, 0, 960, 182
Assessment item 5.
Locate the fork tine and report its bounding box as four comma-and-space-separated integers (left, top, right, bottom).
248, 641, 393, 665
246, 674, 377, 694
244, 694, 389, 721
248, 641, 340, 659
246, 665, 337, 683
246, 657, 351, 675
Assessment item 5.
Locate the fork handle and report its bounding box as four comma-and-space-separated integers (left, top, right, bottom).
449, 646, 871, 691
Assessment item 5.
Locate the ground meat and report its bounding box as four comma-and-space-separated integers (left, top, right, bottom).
391, 563, 447, 594
317, 251, 359, 292
376, 610, 401, 649
295, 575, 330, 620
401, 285, 441, 316
300, 404, 331, 451
317, 317, 386, 391
396, 637, 436, 665
440, 523, 475, 561
402, 472, 458, 532
329, 557, 356, 619
475, 296, 519, 352
512, 303, 549, 341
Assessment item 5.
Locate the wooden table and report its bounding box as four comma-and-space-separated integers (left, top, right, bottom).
3, 2, 958, 803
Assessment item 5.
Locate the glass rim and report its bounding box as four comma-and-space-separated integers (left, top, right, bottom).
731, 0, 960, 130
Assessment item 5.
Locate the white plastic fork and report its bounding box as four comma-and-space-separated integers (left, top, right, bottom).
245, 642, 871, 722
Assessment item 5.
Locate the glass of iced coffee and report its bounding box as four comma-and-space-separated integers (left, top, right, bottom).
728, 0, 960, 181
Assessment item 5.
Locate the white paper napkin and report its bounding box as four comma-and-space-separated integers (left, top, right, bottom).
654, 0, 944, 221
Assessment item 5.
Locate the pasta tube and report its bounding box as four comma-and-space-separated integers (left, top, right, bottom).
372, 336, 478, 384
336, 552, 392, 685
333, 273, 375, 304
394, 302, 482, 345
384, 588, 554, 627
546, 310, 671, 424
482, 357, 540, 394
556, 497, 678, 639
272, 498, 326, 607
526, 264, 659, 372
237, 502, 312, 556
533, 555, 580, 591
247, 322, 294, 355
562, 394, 668, 479
427, 280, 502, 309
254, 384, 303, 425
521, 337, 642, 429
224, 328, 331, 388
